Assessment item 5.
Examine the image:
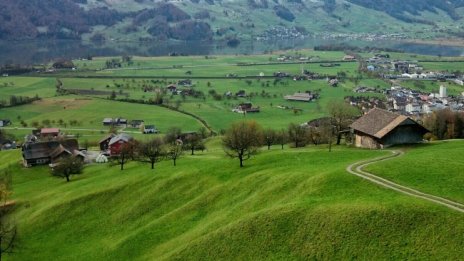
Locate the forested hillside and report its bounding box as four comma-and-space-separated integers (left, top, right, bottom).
0, 0, 463, 41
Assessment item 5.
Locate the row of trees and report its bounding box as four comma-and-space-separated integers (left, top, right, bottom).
222, 101, 359, 167
118, 128, 206, 171
423, 109, 464, 140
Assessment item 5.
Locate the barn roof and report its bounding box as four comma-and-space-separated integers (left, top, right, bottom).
40, 128, 60, 134
350, 108, 426, 139
109, 133, 132, 146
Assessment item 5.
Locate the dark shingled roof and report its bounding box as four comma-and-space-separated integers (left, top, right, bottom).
350, 108, 418, 139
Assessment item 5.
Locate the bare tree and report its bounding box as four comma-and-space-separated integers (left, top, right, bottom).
223, 121, 263, 167
275, 129, 288, 149
118, 140, 139, 171
263, 128, 276, 150
327, 100, 359, 145
51, 156, 84, 182
139, 138, 165, 169
183, 134, 203, 155
165, 127, 182, 144
288, 123, 307, 148
168, 139, 183, 166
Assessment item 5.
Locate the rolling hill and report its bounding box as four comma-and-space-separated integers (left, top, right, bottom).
3, 140, 464, 260
1, 0, 463, 42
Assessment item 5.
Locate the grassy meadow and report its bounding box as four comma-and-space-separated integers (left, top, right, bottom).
366, 141, 464, 203
2, 50, 464, 260
3, 140, 464, 260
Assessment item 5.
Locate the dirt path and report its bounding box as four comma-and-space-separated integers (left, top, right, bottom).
346, 150, 464, 213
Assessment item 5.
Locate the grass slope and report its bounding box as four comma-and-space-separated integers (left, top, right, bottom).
4, 140, 464, 260
366, 141, 464, 203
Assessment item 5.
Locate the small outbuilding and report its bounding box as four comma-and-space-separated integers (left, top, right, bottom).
350, 108, 429, 149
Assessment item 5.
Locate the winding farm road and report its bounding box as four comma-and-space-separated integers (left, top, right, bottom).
347, 150, 464, 213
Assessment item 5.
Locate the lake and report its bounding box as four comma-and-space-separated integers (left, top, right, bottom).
0, 38, 463, 65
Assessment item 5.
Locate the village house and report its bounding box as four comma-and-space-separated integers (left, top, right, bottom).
343, 55, 356, 61
405, 103, 422, 114
102, 118, 113, 126
143, 125, 158, 134
22, 139, 85, 167
284, 92, 314, 102
130, 120, 144, 128
102, 118, 127, 126
233, 103, 260, 113
350, 108, 429, 149
40, 128, 60, 139
0, 119, 11, 127
454, 78, 464, 86
328, 78, 339, 87
166, 84, 177, 93
108, 133, 133, 156
99, 133, 116, 152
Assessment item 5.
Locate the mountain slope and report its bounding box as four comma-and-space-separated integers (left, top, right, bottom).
0, 0, 463, 41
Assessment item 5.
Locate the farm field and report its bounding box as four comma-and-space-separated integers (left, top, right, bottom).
4, 140, 464, 260
366, 141, 464, 203
0, 97, 204, 142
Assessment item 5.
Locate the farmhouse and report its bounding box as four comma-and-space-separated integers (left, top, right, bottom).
108, 133, 133, 156
40, 128, 60, 139
143, 125, 158, 134
130, 120, 144, 128
343, 55, 356, 61
0, 119, 11, 127
102, 118, 113, 126
99, 133, 116, 152
22, 139, 84, 167
233, 103, 260, 113
284, 92, 314, 102
350, 108, 429, 149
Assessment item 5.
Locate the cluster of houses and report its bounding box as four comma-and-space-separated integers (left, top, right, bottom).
166, 79, 196, 96
102, 118, 158, 134
21, 129, 86, 167
365, 54, 462, 82
387, 85, 464, 115
21, 128, 140, 167
349, 85, 464, 115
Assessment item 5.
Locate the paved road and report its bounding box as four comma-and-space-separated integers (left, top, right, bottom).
346, 150, 464, 213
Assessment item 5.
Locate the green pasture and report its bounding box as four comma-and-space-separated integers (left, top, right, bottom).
0, 97, 203, 134
2, 140, 464, 260
366, 141, 464, 203
0, 77, 56, 100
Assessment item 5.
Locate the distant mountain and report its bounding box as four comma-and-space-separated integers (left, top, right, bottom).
0, 0, 463, 42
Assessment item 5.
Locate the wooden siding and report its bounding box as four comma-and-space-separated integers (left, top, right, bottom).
381, 125, 424, 146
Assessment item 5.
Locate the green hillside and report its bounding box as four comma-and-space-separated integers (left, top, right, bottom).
3, 140, 464, 260
366, 140, 464, 203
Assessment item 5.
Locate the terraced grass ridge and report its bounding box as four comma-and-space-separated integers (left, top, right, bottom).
3, 139, 464, 260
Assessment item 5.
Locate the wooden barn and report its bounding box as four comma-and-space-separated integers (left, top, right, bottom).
350, 108, 429, 149
108, 133, 133, 156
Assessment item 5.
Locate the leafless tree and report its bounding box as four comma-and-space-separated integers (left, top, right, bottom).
223, 121, 263, 167
139, 138, 165, 169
